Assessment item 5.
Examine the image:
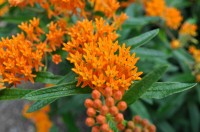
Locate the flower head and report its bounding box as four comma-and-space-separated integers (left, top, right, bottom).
63, 18, 142, 94
163, 7, 183, 30
52, 54, 62, 65
22, 104, 52, 132
179, 22, 197, 36
144, 0, 166, 17
170, 39, 181, 49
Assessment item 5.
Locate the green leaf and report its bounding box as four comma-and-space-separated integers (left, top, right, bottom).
157, 121, 175, 132
188, 103, 200, 132
122, 65, 168, 105
0, 89, 33, 100
62, 112, 80, 132
142, 82, 196, 99
23, 82, 92, 100
121, 29, 159, 49
34, 71, 64, 84
123, 17, 160, 28
27, 98, 57, 113
129, 100, 150, 120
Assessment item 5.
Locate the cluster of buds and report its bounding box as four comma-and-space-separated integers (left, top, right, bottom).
84, 87, 127, 132
125, 115, 156, 132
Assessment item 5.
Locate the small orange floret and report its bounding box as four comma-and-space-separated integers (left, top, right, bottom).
133, 115, 142, 123
85, 117, 95, 127
170, 39, 181, 49
104, 87, 113, 97
52, 54, 62, 64
117, 101, 127, 111
117, 123, 125, 131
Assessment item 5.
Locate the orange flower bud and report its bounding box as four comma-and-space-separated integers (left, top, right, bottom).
84, 99, 93, 108
92, 90, 101, 99
113, 91, 122, 101
87, 107, 96, 117
114, 113, 124, 123
127, 121, 135, 129
105, 97, 115, 107
133, 115, 141, 124
85, 117, 95, 127
104, 87, 112, 97
134, 127, 141, 132
117, 123, 125, 131
93, 99, 102, 109
124, 129, 132, 132
141, 119, 149, 127
109, 106, 119, 116
92, 126, 100, 132
117, 101, 127, 111
100, 106, 109, 116
96, 115, 106, 124
148, 125, 156, 132
100, 123, 110, 132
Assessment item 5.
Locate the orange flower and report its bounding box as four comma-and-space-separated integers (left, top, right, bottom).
170, 39, 181, 49
112, 13, 128, 29
18, 17, 44, 42
163, 7, 183, 30
189, 46, 200, 63
22, 104, 52, 132
52, 54, 62, 65
0, 33, 45, 86
63, 18, 142, 94
0, 0, 9, 16
179, 22, 197, 36
88, 0, 120, 18
144, 0, 166, 17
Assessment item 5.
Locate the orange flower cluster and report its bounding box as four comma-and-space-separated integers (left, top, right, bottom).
163, 7, 183, 30
189, 46, 200, 82
189, 46, 200, 63
0, 0, 9, 16
63, 18, 142, 94
88, 0, 120, 18
125, 115, 156, 132
18, 17, 44, 42
144, 0, 166, 17
8, 0, 86, 18
85, 88, 127, 131
0, 33, 45, 86
179, 22, 198, 36
144, 0, 183, 30
22, 104, 52, 132
46, 19, 67, 51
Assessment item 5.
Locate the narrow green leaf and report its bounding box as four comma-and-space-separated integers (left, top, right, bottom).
122, 65, 168, 105
123, 17, 160, 27
27, 98, 57, 113
141, 82, 196, 99
34, 71, 64, 84
157, 121, 175, 132
188, 103, 200, 132
122, 29, 159, 49
0, 89, 33, 100
23, 82, 92, 100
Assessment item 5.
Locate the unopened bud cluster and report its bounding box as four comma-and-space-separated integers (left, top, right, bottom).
84, 87, 127, 132
124, 115, 156, 132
